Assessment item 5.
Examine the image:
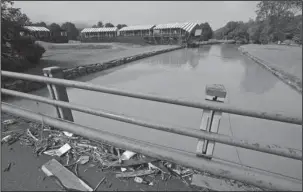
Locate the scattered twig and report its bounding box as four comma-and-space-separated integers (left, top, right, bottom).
3, 162, 12, 172
76, 143, 97, 149
74, 163, 78, 176
94, 177, 106, 191
84, 164, 96, 172
26, 129, 38, 142
182, 172, 194, 178
66, 152, 70, 166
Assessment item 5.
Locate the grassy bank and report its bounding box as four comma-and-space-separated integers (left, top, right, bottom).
239, 44, 302, 94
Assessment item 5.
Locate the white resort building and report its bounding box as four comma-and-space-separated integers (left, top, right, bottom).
80, 27, 118, 39
153, 22, 200, 37
119, 25, 155, 37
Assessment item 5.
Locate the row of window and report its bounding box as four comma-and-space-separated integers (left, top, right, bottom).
20, 31, 67, 37
82, 32, 117, 38
81, 31, 186, 38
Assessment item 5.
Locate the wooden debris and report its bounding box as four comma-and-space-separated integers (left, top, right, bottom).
116, 169, 155, 178
121, 168, 127, 172
111, 157, 157, 168
26, 129, 38, 142
76, 143, 97, 149
2, 119, 17, 126
94, 177, 106, 191
7, 134, 22, 145
148, 161, 169, 174
191, 174, 255, 191
1, 135, 12, 143
150, 161, 170, 173
134, 177, 149, 184
41, 159, 93, 191
77, 156, 90, 165
63, 131, 73, 137
3, 162, 12, 172
120, 150, 136, 160
44, 143, 71, 157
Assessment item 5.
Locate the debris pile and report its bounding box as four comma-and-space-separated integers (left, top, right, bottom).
1, 119, 198, 190
2, 117, 261, 191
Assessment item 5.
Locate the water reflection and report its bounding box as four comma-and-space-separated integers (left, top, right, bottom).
240, 60, 278, 94
219, 44, 241, 61
197, 45, 212, 59
146, 49, 202, 70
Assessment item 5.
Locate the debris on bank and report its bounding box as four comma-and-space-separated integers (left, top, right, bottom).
42, 159, 93, 191
1, 117, 262, 191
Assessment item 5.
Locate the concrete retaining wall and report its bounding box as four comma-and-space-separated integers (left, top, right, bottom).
3, 46, 184, 93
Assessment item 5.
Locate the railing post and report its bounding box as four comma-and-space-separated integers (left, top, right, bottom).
43, 66, 74, 124
196, 84, 227, 159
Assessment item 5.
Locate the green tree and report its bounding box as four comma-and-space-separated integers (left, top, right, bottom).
116, 24, 127, 29
256, 1, 302, 43
199, 22, 213, 41
256, 1, 302, 21
1, 0, 45, 71
213, 1, 302, 44
61, 22, 79, 40
48, 23, 62, 32
105, 22, 115, 27
92, 21, 104, 28
97, 21, 103, 27
213, 21, 248, 41
247, 21, 262, 43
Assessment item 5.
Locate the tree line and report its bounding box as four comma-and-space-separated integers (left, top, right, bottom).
91, 21, 127, 29
213, 1, 302, 44
2, 0, 46, 71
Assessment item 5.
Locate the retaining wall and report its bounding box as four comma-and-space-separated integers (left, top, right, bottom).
2, 46, 184, 94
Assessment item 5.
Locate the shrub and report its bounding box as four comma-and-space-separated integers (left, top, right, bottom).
24, 42, 46, 63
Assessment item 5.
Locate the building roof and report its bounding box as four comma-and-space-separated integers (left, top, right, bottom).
24, 26, 50, 32
154, 22, 199, 33
81, 27, 118, 33
119, 25, 155, 32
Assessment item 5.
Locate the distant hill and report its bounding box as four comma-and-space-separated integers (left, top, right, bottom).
74, 22, 91, 30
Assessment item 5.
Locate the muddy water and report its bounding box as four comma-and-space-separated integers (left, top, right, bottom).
8, 44, 302, 180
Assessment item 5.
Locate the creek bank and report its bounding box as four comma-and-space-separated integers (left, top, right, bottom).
239, 45, 302, 94
2, 46, 183, 94
187, 39, 236, 47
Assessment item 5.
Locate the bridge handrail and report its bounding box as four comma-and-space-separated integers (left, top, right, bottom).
2, 88, 301, 160
1, 70, 302, 125
2, 102, 302, 191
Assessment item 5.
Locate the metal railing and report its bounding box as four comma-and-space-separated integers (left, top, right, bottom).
1, 69, 302, 191
2, 71, 301, 125
2, 88, 301, 160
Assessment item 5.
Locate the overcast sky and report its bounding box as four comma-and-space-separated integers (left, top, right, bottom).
14, 1, 259, 30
